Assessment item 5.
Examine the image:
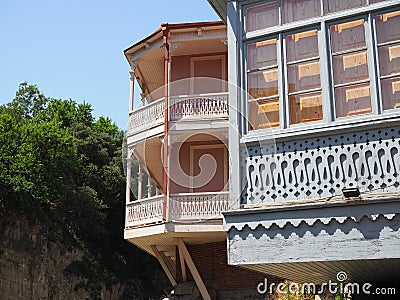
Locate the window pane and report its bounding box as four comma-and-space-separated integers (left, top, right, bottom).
247, 39, 277, 70
289, 92, 323, 124
246, 1, 278, 32
376, 11, 400, 44
335, 83, 371, 117
378, 44, 400, 77
331, 20, 365, 53
333, 51, 369, 84
288, 60, 321, 93
381, 77, 400, 110
286, 30, 319, 62
326, 0, 365, 13
249, 99, 280, 130
283, 0, 320, 23
248, 69, 279, 99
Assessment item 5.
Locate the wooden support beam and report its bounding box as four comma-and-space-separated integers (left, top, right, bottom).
178, 239, 211, 300
178, 243, 187, 282
159, 250, 176, 276
151, 245, 177, 286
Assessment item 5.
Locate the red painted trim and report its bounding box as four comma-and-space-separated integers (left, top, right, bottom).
162, 25, 169, 220
124, 21, 224, 55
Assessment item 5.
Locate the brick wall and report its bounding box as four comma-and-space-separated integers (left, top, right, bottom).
176, 241, 281, 292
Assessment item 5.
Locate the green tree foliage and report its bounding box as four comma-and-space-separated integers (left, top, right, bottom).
0, 83, 169, 299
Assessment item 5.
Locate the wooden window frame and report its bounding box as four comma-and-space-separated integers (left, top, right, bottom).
240, 0, 400, 134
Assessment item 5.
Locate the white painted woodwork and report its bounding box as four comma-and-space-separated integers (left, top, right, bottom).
170, 92, 228, 121
169, 192, 230, 220
125, 158, 132, 205
127, 97, 165, 134
125, 195, 164, 228
125, 192, 229, 228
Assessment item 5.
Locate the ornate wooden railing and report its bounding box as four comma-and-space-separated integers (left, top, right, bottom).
125, 195, 163, 228
170, 92, 228, 121
169, 191, 230, 220
127, 97, 165, 134
242, 124, 400, 205
127, 93, 228, 135
125, 191, 230, 228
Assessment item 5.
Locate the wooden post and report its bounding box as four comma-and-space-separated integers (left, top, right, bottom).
129, 61, 137, 112
151, 245, 177, 286
126, 157, 132, 204
178, 245, 187, 282
137, 163, 143, 200
147, 176, 152, 198
178, 239, 211, 300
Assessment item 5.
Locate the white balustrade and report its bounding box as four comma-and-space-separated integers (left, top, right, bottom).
125, 195, 163, 228
169, 192, 230, 220
170, 92, 228, 121
125, 191, 230, 228
127, 93, 228, 134
128, 97, 165, 134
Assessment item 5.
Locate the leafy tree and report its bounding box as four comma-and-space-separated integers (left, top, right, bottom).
0, 83, 169, 299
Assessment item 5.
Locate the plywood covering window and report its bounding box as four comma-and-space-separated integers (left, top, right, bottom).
283, 0, 321, 24
242, 1, 400, 132
286, 30, 322, 124
247, 39, 279, 130
330, 19, 372, 118
325, 0, 366, 14
246, 1, 278, 32
376, 11, 400, 110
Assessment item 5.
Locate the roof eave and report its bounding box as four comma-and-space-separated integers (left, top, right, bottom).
207, 0, 227, 23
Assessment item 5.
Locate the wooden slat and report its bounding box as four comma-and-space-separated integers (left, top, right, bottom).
178, 239, 211, 300
151, 245, 177, 286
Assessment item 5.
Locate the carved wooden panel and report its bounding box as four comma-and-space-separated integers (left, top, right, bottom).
241, 126, 400, 204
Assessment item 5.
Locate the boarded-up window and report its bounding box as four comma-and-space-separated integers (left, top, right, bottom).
246, 1, 278, 32
247, 39, 280, 129
286, 29, 323, 124
325, 0, 366, 14
330, 19, 372, 118
283, 0, 320, 23
376, 11, 400, 110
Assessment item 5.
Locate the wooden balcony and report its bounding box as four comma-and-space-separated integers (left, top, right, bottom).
125, 191, 230, 229
127, 92, 228, 138
127, 97, 165, 136
241, 120, 400, 206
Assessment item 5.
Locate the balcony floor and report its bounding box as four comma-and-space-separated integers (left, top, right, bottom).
125, 219, 225, 258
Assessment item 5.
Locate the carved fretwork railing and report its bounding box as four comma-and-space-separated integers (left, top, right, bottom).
127, 97, 165, 134
125, 191, 230, 228
169, 191, 230, 220
125, 195, 164, 228
170, 92, 228, 121
242, 125, 400, 205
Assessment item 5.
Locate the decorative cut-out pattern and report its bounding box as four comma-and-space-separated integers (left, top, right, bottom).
242, 126, 400, 204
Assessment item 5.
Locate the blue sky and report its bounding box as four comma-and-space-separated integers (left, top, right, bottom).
0, 0, 219, 129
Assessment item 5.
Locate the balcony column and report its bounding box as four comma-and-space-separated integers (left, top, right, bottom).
147, 175, 152, 198
126, 155, 133, 204
129, 61, 137, 112
137, 162, 144, 200
140, 93, 146, 107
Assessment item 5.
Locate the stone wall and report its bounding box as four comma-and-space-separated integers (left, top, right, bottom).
0, 216, 123, 300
